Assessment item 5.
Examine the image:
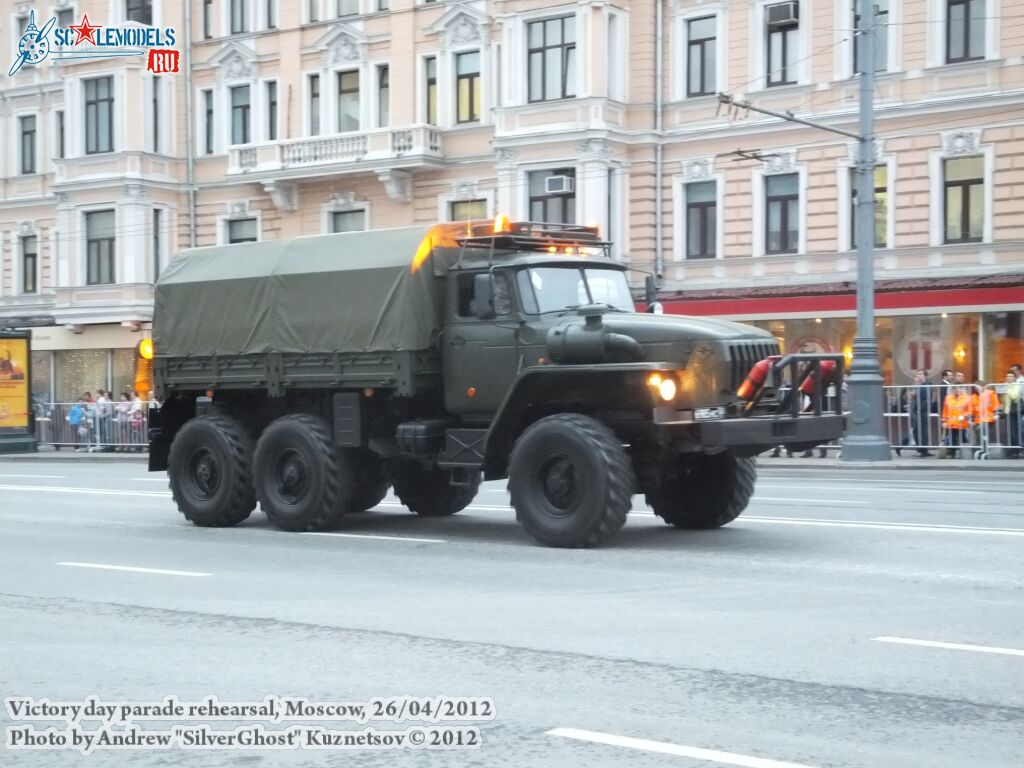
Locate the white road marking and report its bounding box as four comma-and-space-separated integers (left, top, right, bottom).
759, 484, 998, 495
742, 516, 1024, 536
548, 728, 820, 768
759, 477, 1024, 488
134, 478, 170, 482
57, 562, 210, 577
0, 474, 65, 479
873, 637, 1024, 657
0, 484, 169, 497
301, 532, 446, 544
751, 496, 869, 505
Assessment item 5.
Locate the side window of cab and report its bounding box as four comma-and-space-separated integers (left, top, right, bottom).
456, 271, 513, 318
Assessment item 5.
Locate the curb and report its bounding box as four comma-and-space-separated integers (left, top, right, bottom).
0, 452, 148, 463
759, 457, 1022, 471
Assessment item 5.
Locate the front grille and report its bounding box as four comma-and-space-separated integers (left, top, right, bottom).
728, 341, 781, 393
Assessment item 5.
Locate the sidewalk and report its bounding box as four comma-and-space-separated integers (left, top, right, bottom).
0, 447, 1020, 470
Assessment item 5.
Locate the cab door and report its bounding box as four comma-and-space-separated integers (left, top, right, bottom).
443, 271, 522, 417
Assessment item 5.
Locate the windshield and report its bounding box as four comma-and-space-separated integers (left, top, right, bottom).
516, 267, 634, 314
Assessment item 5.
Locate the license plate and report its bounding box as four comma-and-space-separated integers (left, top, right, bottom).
694, 407, 726, 421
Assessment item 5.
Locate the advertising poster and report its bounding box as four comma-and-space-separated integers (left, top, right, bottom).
0, 337, 30, 430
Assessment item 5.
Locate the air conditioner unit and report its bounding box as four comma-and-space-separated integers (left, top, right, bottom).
544, 175, 575, 194
767, 1, 799, 26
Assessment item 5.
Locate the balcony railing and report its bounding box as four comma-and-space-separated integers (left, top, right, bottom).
227, 125, 443, 175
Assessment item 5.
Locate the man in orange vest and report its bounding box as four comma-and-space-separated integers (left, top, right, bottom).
942, 381, 973, 457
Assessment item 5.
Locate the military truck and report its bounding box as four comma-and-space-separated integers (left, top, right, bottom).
149, 220, 844, 548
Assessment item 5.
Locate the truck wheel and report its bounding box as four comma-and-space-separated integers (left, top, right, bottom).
508, 414, 634, 548
253, 414, 354, 532
391, 462, 480, 517
168, 414, 256, 527
646, 452, 756, 529
349, 451, 389, 512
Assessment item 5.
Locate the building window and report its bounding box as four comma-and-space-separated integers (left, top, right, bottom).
203, 89, 214, 154
86, 210, 116, 285
21, 236, 37, 294
685, 181, 717, 259
151, 78, 160, 153
336, 0, 358, 17
853, 0, 888, 73
19, 116, 36, 174
266, 80, 278, 140
309, 74, 321, 135
455, 51, 481, 123
231, 0, 249, 33
528, 168, 576, 224
56, 111, 65, 159
686, 16, 716, 97
943, 156, 983, 243
765, 173, 799, 254
946, 0, 984, 63
230, 85, 251, 145
203, 0, 213, 38
377, 65, 389, 127
337, 70, 360, 132
425, 57, 437, 125
766, 1, 799, 87
527, 16, 576, 103
153, 209, 162, 281
850, 165, 888, 248
267, 0, 276, 28
377, 0, 389, 9
228, 218, 258, 243
84, 77, 114, 154
309, 0, 320, 22
126, 0, 152, 24
331, 210, 366, 232
57, 7, 75, 27
450, 199, 488, 221
17, 16, 29, 35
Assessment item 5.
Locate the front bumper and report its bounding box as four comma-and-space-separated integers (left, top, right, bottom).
653, 412, 846, 449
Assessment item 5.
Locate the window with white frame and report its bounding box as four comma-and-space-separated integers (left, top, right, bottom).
850, 165, 888, 248
377, 65, 389, 127
266, 80, 278, 140
126, 0, 152, 24
151, 77, 161, 153
203, 89, 214, 153
266, 0, 277, 28
55, 110, 65, 159
424, 57, 438, 125
86, 210, 116, 285
527, 16, 576, 103
230, 0, 249, 33
203, 0, 213, 38
230, 85, 251, 145
450, 199, 487, 221
456, 51, 481, 123
57, 7, 75, 28
227, 217, 258, 243
685, 181, 717, 259
84, 77, 114, 155
309, 74, 321, 135
19, 115, 36, 174
764, 173, 799, 254
337, 70, 360, 132
152, 208, 163, 281
853, 0, 888, 73
946, 0, 984, 63
528, 169, 576, 224
336, 0, 358, 17
687, 17, 717, 97
943, 156, 983, 243
765, 1, 799, 87
17, 15, 29, 35
330, 210, 366, 232
308, 0, 320, 22
21, 235, 38, 294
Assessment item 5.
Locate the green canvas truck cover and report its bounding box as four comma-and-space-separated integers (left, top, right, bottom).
154, 226, 457, 357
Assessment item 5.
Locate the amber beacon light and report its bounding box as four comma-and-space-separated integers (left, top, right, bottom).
138, 338, 154, 360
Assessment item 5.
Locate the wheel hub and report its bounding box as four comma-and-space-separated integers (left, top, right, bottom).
275, 450, 309, 505
541, 456, 578, 513
188, 449, 220, 500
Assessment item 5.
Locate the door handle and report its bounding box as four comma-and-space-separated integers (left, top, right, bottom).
448, 337, 466, 346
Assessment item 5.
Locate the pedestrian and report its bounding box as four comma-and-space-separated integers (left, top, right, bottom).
907, 369, 933, 457
972, 379, 997, 456
95, 388, 113, 452
1003, 368, 1023, 459
67, 398, 88, 451
942, 381, 972, 458
936, 369, 954, 458
115, 393, 132, 451
130, 392, 146, 451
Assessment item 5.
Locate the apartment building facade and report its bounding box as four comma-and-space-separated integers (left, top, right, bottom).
0, 0, 1021, 407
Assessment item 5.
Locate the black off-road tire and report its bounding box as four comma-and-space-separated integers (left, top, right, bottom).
168, 414, 256, 527
253, 414, 355, 532
391, 462, 480, 517
508, 414, 635, 548
646, 452, 757, 529
349, 451, 390, 512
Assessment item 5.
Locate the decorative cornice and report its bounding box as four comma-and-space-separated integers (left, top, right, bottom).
941, 128, 983, 156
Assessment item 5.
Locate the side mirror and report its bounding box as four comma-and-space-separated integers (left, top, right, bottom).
472, 274, 497, 320
644, 275, 657, 306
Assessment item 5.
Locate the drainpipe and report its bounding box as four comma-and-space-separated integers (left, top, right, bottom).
654, 0, 664, 279
183, 0, 196, 248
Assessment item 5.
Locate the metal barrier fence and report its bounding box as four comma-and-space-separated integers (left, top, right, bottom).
33, 402, 151, 452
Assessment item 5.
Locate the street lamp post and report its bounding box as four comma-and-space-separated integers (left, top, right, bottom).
841, 0, 891, 461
